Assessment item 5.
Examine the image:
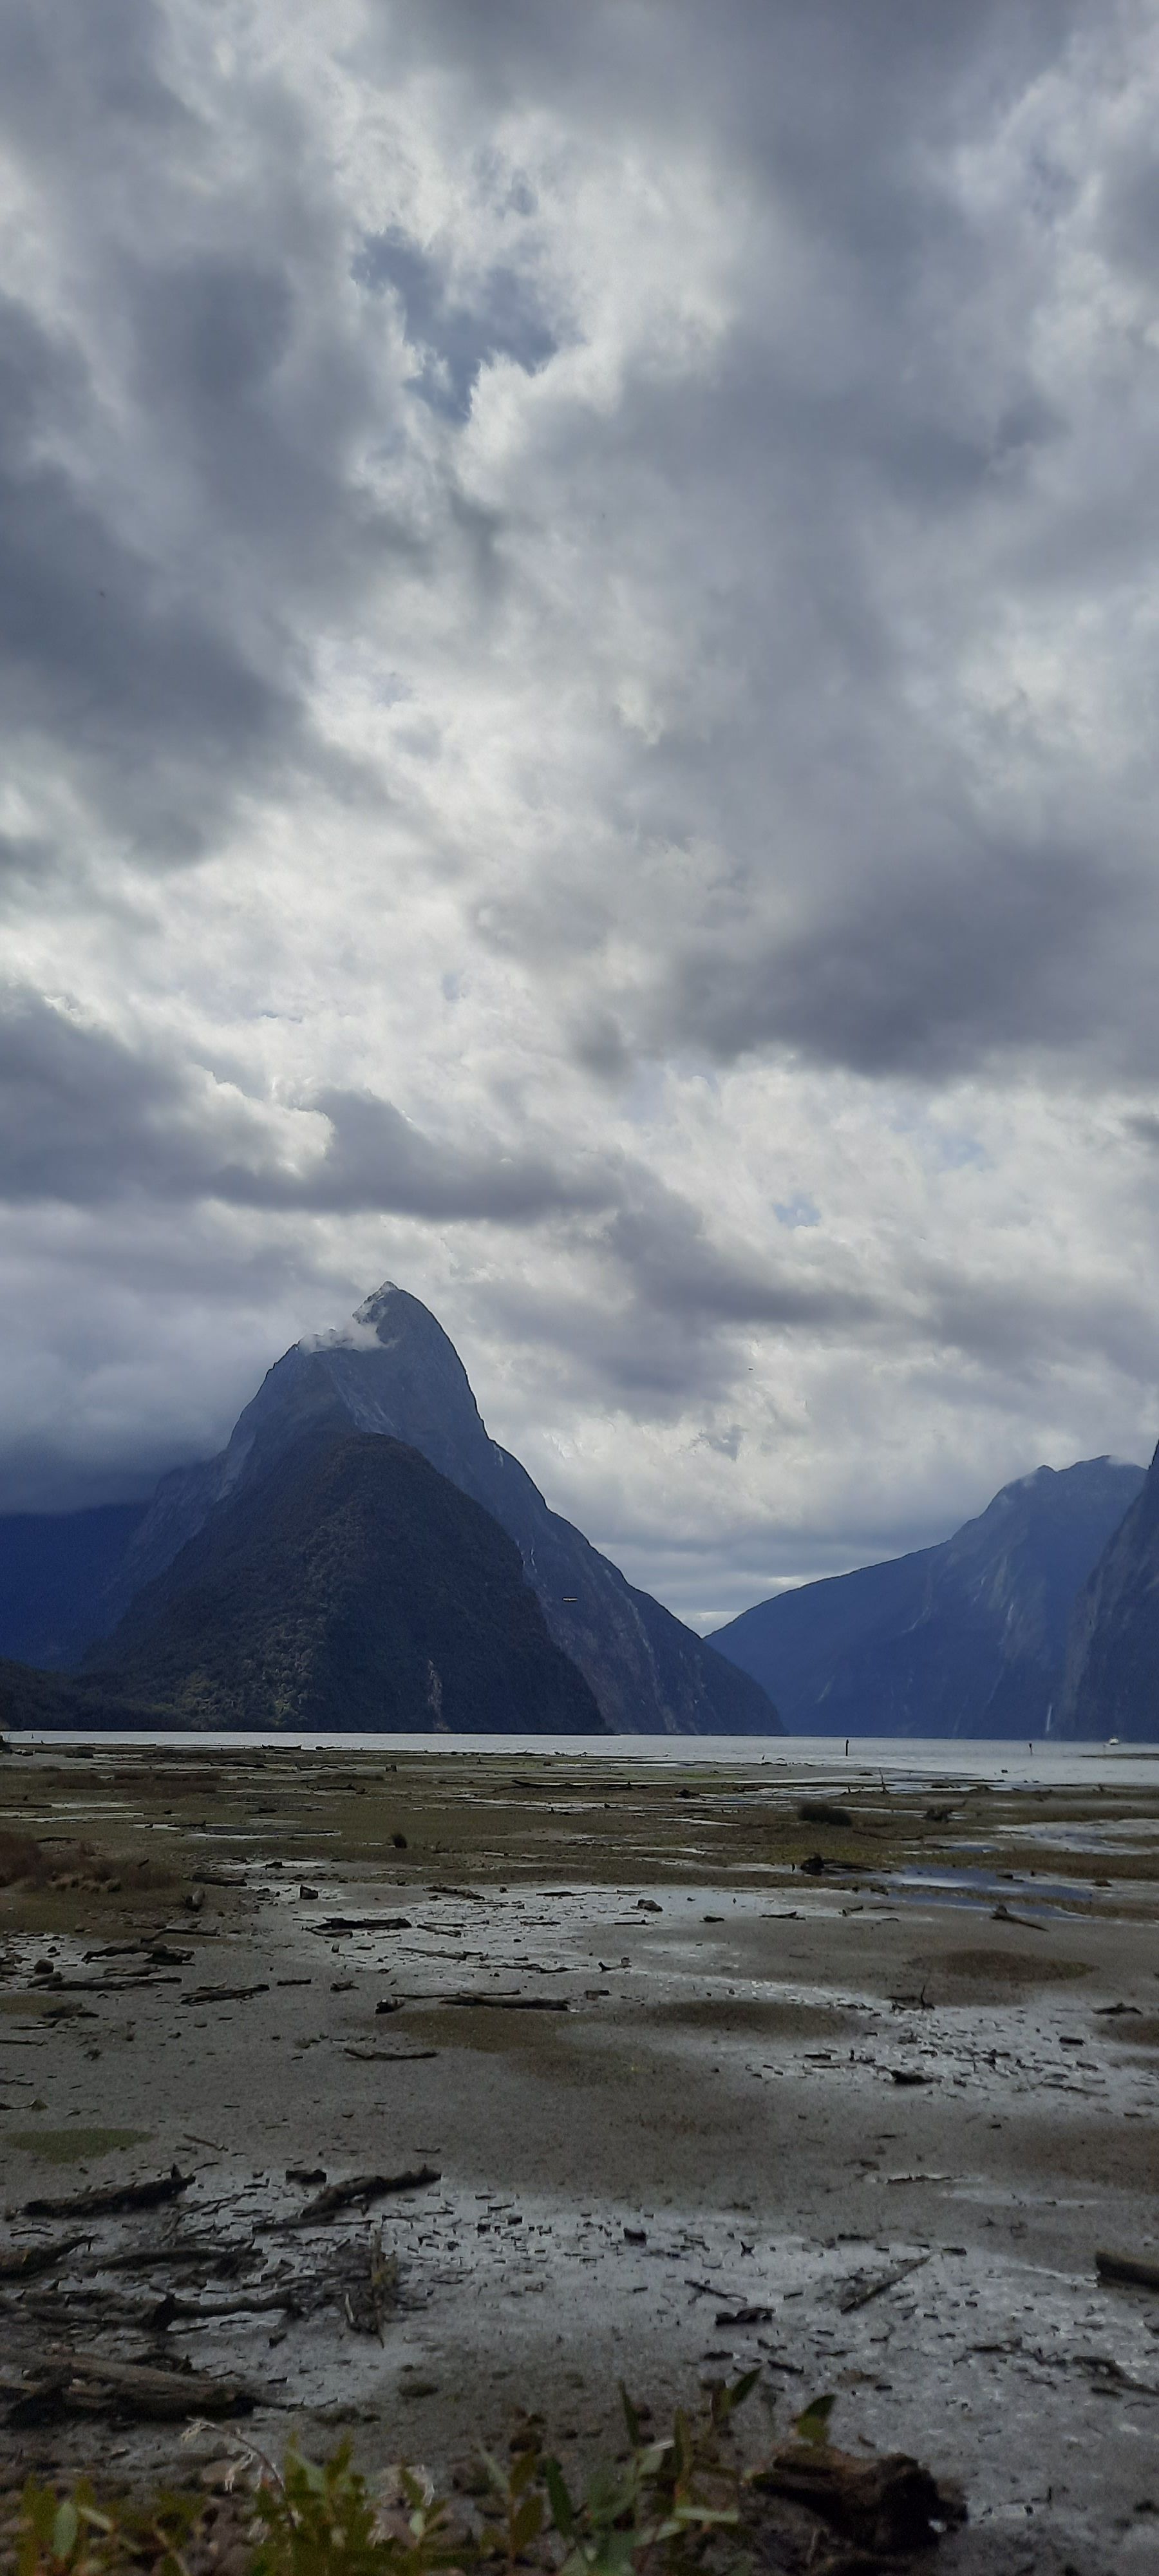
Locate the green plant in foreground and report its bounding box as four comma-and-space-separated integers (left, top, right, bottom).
247, 2441, 467, 2576
14, 2476, 202, 2576
9, 2376, 859, 2576
789, 2396, 835, 2451
540, 2375, 758, 2576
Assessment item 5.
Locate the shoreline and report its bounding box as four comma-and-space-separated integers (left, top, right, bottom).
12, 1727, 1159, 1786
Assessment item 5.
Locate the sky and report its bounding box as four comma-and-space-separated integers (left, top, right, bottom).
3, 0, 1159, 1632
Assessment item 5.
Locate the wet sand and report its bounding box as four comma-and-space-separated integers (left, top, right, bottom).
3, 1742, 1159, 2573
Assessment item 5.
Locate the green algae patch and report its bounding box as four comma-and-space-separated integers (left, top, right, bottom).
1, 2124, 153, 2164
0, 1990, 88, 2017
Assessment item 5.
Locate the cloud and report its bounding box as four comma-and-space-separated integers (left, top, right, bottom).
598, 1173, 875, 1332
229, 1088, 616, 1224
0, 287, 303, 864
0, 993, 206, 1204
0, 992, 617, 1224
3, 0, 1159, 1622
0, 989, 876, 1334
667, 838, 1126, 1080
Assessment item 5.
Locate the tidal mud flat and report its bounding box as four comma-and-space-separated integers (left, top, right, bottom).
2, 1743, 1158, 2573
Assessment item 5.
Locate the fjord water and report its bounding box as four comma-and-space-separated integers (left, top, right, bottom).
17, 1727, 1159, 1787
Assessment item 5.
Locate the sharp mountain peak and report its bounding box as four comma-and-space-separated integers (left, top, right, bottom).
95, 1282, 777, 1738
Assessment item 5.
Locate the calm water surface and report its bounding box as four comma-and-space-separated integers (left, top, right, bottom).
16, 1729, 1159, 1789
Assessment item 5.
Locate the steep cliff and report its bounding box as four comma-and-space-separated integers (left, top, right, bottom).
712, 1458, 1144, 1736
1058, 1438, 1159, 1739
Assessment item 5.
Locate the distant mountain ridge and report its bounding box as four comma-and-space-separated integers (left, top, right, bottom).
711, 1457, 1145, 1737
11, 1282, 778, 1737
1057, 1437, 1159, 1739
0, 1502, 146, 1669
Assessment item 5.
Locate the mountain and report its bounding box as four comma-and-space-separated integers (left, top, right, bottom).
82, 1430, 602, 1733
1057, 1437, 1159, 1738
711, 1457, 1145, 1737
91, 1283, 778, 1736
0, 1502, 147, 1668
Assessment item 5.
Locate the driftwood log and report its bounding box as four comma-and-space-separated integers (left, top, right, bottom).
22, 2166, 192, 2219
5, 2348, 256, 2427
1097, 2249, 1159, 2292
0, 2235, 87, 2282
289, 2164, 440, 2224
755, 2443, 966, 2555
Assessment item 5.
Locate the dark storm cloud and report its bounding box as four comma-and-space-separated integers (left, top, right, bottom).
0, 0, 187, 147
600, 1177, 874, 1331
670, 840, 1120, 1079
225, 1088, 613, 1224
0, 992, 211, 1204
478, 1274, 751, 1412
0, 992, 614, 1226
1095, 137, 1159, 276
919, 1264, 1159, 1380
0, 7, 427, 871
125, 247, 416, 605
369, 0, 1077, 131
0, 284, 304, 862
0, 0, 333, 859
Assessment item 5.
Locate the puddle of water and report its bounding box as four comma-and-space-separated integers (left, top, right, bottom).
993, 1819, 1159, 1855
892, 1865, 1093, 1901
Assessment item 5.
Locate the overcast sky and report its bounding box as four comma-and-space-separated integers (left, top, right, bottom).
3, 0, 1159, 1628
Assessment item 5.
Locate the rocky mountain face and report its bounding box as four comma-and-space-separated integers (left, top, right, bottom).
1057, 1438, 1159, 1739
94, 1283, 778, 1736
84, 1430, 602, 1734
711, 1457, 1144, 1737
0, 1502, 147, 1668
